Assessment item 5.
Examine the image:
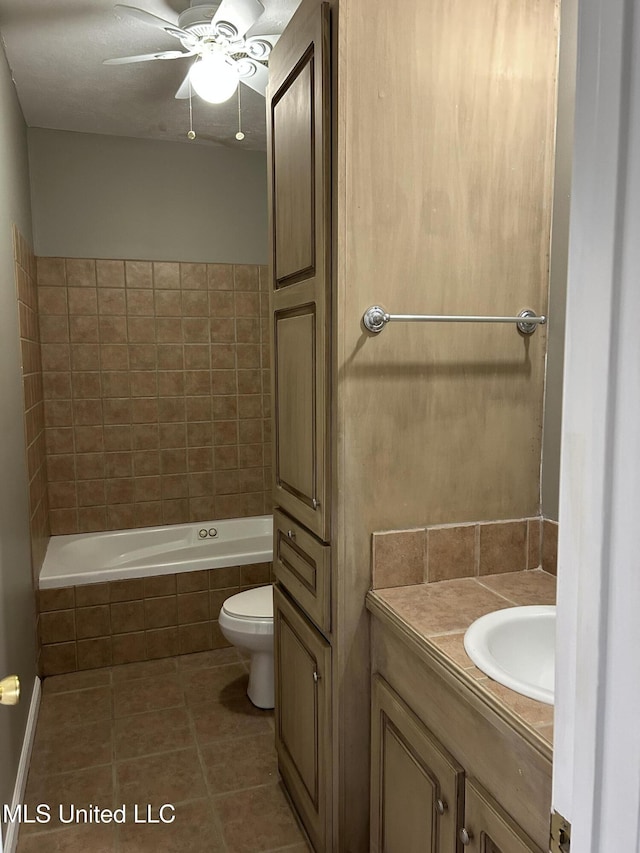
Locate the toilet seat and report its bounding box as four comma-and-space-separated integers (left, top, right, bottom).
221, 585, 273, 622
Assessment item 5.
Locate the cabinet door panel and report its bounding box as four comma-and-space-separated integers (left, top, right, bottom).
371, 675, 463, 853
267, 1, 331, 542
273, 57, 315, 284
274, 305, 316, 501
463, 779, 545, 853
274, 585, 331, 851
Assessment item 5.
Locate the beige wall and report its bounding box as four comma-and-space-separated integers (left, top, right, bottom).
0, 46, 38, 826
28, 128, 268, 264
542, 0, 577, 522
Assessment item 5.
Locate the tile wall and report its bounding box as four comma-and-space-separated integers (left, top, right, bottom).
37, 562, 272, 676
14, 226, 50, 587
37, 258, 271, 535
371, 517, 560, 589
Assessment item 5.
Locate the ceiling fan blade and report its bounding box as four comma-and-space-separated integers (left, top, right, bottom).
211, 0, 265, 39
234, 58, 269, 97
244, 34, 281, 60
175, 69, 193, 100
114, 4, 190, 40
104, 50, 193, 65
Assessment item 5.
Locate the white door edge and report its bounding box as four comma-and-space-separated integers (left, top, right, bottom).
554, 0, 640, 848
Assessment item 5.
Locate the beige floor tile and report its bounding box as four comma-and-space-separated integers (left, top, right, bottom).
116, 747, 207, 805
113, 673, 184, 718
29, 717, 112, 777
114, 706, 194, 760
42, 669, 112, 695
23, 765, 115, 833
117, 799, 225, 853
177, 647, 240, 670
200, 733, 278, 794
26, 656, 306, 853
214, 783, 306, 853
17, 823, 116, 853
111, 658, 178, 682
181, 663, 248, 706
37, 686, 112, 729
190, 696, 273, 745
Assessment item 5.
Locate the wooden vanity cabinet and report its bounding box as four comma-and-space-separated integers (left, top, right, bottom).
273, 585, 332, 853
370, 673, 546, 853
370, 675, 463, 853
461, 779, 545, 853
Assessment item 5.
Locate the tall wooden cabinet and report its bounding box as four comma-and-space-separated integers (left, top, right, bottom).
267, 2, 334, 851
267, 0, 559, 848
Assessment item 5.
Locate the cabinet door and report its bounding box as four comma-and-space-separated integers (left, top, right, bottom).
274, 585, 331, 851
461, 779, 545, 853
266, 0, 331, 542
371, 675, 464, 853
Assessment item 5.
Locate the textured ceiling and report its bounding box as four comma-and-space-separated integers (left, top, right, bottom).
0, 0, 300, 150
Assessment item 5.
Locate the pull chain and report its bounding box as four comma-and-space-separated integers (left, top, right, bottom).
187, 81, 196, 140
236, 85, 245, 141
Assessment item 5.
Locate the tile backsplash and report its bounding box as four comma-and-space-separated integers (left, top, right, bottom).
37, 258, 272, 535
371, 517, 560, 589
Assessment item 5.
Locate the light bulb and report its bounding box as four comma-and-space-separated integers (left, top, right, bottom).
190, 52, 239, 104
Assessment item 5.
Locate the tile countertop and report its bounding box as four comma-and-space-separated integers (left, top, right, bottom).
366, 569, 555, 752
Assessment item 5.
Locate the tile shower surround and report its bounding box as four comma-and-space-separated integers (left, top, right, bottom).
37, 562, 273, 676
371, 516, 559, 589
36, 258, 271, 535
14, 226, 50, 588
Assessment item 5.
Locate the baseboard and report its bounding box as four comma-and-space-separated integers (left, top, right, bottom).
2, 677, 41, 853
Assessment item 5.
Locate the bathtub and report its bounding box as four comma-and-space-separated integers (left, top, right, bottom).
40, 515, 273, 590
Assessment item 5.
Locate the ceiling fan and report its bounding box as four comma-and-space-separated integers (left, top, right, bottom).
104, 0, 280, 104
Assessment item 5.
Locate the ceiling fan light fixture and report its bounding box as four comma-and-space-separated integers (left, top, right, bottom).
190, 52, 238, 103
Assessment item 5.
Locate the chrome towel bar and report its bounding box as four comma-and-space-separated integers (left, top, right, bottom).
362, 306, 547, 336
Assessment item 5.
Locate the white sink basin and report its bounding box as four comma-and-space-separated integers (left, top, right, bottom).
464, 605, 555, 705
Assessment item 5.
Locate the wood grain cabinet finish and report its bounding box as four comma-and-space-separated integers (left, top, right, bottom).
461, 779, 544, 853
371, 675, 463, 853
274, 585, 332, 852
267, 0, 331, 543
274, 508, 331, 635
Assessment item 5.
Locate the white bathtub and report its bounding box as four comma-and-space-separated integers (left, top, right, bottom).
40, 515, 273, 590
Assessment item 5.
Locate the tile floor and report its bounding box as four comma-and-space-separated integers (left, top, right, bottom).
17, 650, 311, 852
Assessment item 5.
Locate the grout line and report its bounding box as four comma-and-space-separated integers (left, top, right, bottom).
472, 577, 521, 606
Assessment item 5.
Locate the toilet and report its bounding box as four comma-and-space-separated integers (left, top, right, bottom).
218, 584, 274, 709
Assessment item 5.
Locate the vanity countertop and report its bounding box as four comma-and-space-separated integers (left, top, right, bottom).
366, 568, 555, 753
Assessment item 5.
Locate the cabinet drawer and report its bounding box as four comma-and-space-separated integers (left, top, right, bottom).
274, 508, 331, 634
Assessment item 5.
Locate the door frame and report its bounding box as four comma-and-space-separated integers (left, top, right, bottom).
554, 0, 640, 848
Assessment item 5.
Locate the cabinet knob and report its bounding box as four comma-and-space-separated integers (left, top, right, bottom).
313, 671, 320, 683
287, 529, 296, 541
435, 798, 447, 816
459, 827, 473, 846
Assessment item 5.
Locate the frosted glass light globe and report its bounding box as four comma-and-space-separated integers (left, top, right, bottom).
190, 52, 239, 104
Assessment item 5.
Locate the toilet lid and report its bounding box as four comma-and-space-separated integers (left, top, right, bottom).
221, 585, 273, 620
